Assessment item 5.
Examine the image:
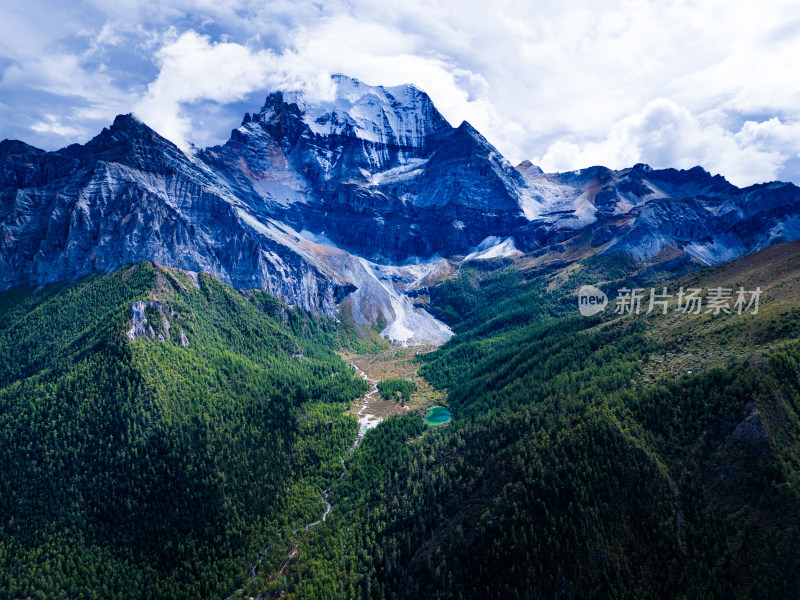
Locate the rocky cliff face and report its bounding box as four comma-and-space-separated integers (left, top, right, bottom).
3, 74, 800, 341
0, 114, 354, 315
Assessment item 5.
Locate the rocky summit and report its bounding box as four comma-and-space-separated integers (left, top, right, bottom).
2, 74, 800, 343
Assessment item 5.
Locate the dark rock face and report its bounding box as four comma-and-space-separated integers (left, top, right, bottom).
285, 135, 530, 261
605, 176, 800, 263
518, 161, 800, 265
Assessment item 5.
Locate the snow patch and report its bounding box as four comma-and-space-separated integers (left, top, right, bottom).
518, 175, 598, 228
282, 75, 438, 149
684, 236, 744, 265
370, 158, 428, 185
464, 237, 521, 261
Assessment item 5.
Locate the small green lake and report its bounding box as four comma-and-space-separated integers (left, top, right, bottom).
425, 406, 452, 426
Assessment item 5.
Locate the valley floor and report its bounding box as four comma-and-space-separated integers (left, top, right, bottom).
234, 346, 449, 599
342, 346, 447, 416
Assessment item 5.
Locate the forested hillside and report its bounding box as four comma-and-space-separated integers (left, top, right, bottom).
0, 263, 367, 599
265, 249, 800, 599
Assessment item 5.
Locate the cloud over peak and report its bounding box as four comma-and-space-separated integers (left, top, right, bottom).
2, 0, 800, 186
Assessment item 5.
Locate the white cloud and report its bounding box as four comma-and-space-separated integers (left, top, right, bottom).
133, 31, 279, 148
2, 0, 800, 184
735, 118, 800, 158
536, 99, 791, 186
30, 114, 87, 138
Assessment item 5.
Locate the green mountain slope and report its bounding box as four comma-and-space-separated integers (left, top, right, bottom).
274, 243, 800, 599
4, 242, 800, 600
0, 263, 368, 599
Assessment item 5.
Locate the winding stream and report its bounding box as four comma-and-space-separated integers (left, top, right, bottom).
350, 362, 383, 447
231, 362, 381, 597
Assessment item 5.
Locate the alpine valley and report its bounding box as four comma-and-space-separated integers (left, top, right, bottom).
2, 75, 800, 599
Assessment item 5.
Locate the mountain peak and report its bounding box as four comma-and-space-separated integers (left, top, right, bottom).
414, 118, 527, 213
452, 120, 484, 142
50, 112, 187, 174
87, 113, 180, 150
0, 138, 45, 158
261, 74, 452, 148
80, 113, 161, 148
91, 113, 156, 141
516, 160, 544, 176
643, 164, 734, 194
111, 113, 143, 130
449, 120, 504, 156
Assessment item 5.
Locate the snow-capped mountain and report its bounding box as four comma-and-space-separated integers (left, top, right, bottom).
201, 75, 526, 262
3, 74, 800, 343
283, 74, 452, 154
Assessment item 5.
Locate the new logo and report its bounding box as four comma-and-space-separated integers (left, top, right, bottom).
578, 285, 608, 316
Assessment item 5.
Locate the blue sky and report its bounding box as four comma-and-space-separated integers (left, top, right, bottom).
1, 0, 799, 186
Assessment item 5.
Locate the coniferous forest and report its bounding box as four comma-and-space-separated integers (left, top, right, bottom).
0, 263, 367, 598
